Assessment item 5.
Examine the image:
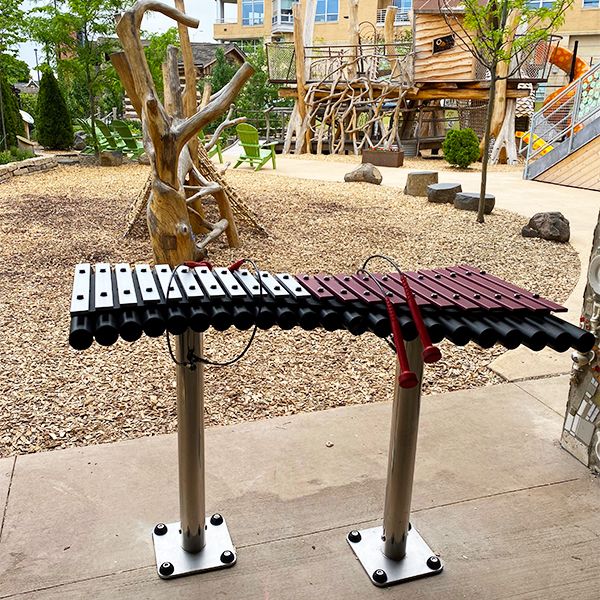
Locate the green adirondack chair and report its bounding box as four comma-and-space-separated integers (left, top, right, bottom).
199, 131, 224, 163
111, 120, 145, 158
234, 123, 276, 171
95, 120, 126, 152
75, 118, 110, 154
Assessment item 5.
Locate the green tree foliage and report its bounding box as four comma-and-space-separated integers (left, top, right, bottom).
0, 70, 24, 150
0, 0, 28, 85
143, 28, 179, 101
37, 69, 73, 149
0, 55, 30, 84
443, 128, 480, 168
27, 0, 130, 152
209, 48, 239, 94
0, 0, 25, 58
440, 0, 573, 222
201, 45, 288, 133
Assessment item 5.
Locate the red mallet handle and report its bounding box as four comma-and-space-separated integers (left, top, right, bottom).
184, 260, 213, 270
399, 274, 442, 364
228, 259, 246, 271
385, 297, 418, 388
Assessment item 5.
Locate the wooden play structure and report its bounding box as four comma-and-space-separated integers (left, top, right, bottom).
112, 0, 264, 258
266, 1, 559, 161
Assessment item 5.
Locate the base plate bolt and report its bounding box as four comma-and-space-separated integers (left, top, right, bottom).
159, 562, 174, 577
154, 523, 168, 536
210, 513, 224, 526
348, 530, 362, 543
372, 569, 387, 584
220, 550, 235, 564
427, 556, 442, 570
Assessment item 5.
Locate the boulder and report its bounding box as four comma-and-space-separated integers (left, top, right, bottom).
404, 171, 438, 196
344, 163, 382, 185
454, 192, 495, 214
99, 150, 123, 167
73, 131, 87, 151
427, 182, 462, 204
521, 212, 570, 243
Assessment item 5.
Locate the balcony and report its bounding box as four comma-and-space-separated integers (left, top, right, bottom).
376, 8, 410, 25
272, 10, 294, 33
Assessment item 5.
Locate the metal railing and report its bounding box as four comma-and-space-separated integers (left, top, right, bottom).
523, 60, 600, 177
266, 42, 413, 84
375, 8, 410, 25
473, 35, 561, 83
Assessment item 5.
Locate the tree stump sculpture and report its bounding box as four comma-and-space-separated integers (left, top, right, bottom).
112, 0, 255, 265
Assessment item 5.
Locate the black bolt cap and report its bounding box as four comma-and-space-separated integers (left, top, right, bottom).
159, 562, 174, 577
154, 523, 168, 536
347, 530, 361, 543
372, 569, 387, 584
210, 513, 224, 526
427, 555, 442, 570
220, 550, 235, 564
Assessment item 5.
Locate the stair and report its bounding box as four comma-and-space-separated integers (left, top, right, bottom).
523, 62, 600, 190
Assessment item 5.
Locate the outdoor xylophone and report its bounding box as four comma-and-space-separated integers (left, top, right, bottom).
69, 262, 591, 355
68, 259, 595, 586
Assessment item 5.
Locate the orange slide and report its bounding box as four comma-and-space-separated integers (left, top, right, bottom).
518, 45, 590, 151
544, 45, 589, 107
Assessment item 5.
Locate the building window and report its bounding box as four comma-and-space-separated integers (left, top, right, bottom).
242, 0, 264, 26
393, 0, 412, 18
315, 0, 338, 22
526, 0, 556, 7
583, 0, 600, 7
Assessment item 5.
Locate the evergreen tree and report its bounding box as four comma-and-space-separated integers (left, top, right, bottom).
0, 70, 23, 149
37, 69, 73, 149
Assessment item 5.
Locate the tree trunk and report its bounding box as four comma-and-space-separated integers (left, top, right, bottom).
478, 65, 497, 224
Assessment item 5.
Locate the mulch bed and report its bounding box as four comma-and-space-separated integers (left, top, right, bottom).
0, 164, 579, 456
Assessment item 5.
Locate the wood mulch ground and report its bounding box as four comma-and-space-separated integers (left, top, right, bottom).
0, 163, 579, 457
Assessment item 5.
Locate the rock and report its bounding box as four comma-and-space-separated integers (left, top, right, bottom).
521, 212, 570, 242
404, 171, 438, 196
99, 150, 123, 167
138, 152, 151, 166
73, 131, 87, 151
454, 192, 495, 214
344, 163, 382, 185
427, 182, 462, 204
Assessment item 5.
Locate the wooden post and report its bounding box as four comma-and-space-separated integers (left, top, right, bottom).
384, 6, 398, 80
348, 0, 360, 79
489, 10, 522, 141
175, 0, 200, 162
292, 2, 308, 153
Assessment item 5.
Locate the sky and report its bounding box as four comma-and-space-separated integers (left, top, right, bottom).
16, 0, 235, 80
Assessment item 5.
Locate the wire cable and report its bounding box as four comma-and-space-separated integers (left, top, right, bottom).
164, 259, 264, 369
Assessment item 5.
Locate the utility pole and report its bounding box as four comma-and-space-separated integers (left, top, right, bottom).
34, 49, 40, 83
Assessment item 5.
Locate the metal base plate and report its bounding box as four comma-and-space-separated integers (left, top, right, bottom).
347, 525, 443, 587
152, 516, 236, 580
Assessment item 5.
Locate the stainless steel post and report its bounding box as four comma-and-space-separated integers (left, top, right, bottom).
175, 330, 206, 553
382, 338, 424, 560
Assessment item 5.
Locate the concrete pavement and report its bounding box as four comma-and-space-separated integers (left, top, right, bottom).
0, 376, 599, 599
226, 150, 600, 380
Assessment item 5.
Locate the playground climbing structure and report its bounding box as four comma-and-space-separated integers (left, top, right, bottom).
266, 1, 558, 156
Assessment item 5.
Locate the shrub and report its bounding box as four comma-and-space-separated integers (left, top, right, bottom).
11, 147, 34, 161
37, 70, 73, 150
0, 150, 12, 164
442, 128, 480, 168
0, 71, 24, 148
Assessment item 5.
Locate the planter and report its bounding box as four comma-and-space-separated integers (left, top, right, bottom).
362, 147, 404, 168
